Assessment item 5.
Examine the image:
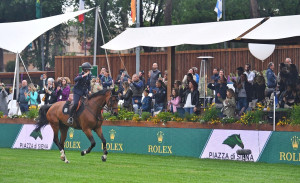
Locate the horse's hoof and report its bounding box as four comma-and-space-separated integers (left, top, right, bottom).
60, 156, 65, 161
101, 155, 107, 162
65, 160, 69, 163
81, 150, 86, 156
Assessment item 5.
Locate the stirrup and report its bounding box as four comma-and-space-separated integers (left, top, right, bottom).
67, 117, 73, 125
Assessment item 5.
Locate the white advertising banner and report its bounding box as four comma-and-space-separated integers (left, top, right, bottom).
12, 124, 54, 150
200, 130, 272, 162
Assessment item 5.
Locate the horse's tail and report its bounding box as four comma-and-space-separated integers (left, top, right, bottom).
35, 105, 52, 131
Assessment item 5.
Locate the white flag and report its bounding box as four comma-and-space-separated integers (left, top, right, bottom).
214, 0, 222, 21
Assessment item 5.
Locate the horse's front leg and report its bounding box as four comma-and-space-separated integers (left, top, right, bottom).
95, 125, 108, 162
81, 128, 96, 156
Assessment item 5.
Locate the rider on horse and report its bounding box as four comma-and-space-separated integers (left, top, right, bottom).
67, 62, 92, 124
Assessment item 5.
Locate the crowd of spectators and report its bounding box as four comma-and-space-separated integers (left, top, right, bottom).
0, 57, 298, 119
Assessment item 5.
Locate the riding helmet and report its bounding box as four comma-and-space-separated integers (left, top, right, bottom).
81, 62, 92, 70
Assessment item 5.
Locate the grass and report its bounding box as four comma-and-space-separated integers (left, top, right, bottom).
0, 148, 299, 183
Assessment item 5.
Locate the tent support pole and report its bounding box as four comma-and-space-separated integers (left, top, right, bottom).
135, 0, 141, 74
167, 47, 175, 102
16, 53, 20, 102
93, 7, 98, 66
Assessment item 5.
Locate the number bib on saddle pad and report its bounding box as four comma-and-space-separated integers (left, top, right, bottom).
62, 98, 85, 116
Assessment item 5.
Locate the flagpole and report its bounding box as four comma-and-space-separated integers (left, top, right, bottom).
136, 0, 141, 75
84, 14, 86, 56
223, 0, 227, 49
40, 0, 45, 71
93, 7, 98, 66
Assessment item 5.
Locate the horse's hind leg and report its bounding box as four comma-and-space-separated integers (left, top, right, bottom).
81, 129, 96, 156
50, 121, 69, 163
59, 123, 69, 163
95, 126, 108, 162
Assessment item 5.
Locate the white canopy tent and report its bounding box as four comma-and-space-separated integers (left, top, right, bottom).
0, 8, 93, 53
0, 8, 93, 116
243, 14, 300, 41
102, 14, 300, 50
102, 17, 265, 50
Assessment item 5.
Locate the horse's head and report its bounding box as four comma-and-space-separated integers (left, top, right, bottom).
105, 90, 119, 116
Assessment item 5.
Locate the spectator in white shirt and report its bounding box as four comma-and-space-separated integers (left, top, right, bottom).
244, 64, 255, 84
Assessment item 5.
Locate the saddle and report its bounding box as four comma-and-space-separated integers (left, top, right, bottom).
62, 95, 85, 116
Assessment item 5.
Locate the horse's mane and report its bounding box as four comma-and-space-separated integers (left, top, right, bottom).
88, 89, 109, 100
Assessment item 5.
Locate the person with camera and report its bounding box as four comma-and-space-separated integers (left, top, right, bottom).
0, 82, 8, 116
153, 80, 166, 112
68, 62, 92, 124
128, 74, 144, 113
44, 78, 57, 105
25, 83, 38, 109
18, 80, 29, 113
56, 77, 71, 102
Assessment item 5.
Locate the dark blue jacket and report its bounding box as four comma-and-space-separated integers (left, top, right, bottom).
153, 87, 166, 104
101, 76, 113, 89
266, 68, 276, 88
208, 82, 227, 104
73, 72, 91, 96
141, 96, 152, 112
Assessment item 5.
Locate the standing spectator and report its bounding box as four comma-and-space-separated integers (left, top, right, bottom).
139, 70, 146, 90
91, 77, 103, 94
285, 58, 292, 65
141, 89, 152, 113
0, 83, 8, 116
183, 80, 199, 114
115, 69, 125, 86
44, 78, 57, 105
168, 88, 181, 113
38, 73, 47, 94
182, 69, 196, 86
149, 63, 161, 93
57, 78, 71, 101
236, 74, 252, 115
117, 71, 129, 93
119, 81, 133, 111
146, 70, 151, 90
208, 70, 228, 108
244, 64, 255, 84
18, 80, 29, 113
153, 80, 166, 112
98, 66, 107, 79
101, 69, 113, 89
211, 67, 219, 82
25, 83, 38, 109
218, 89, 236, 118
192, 67, 199, 83
253, 74, 266, 103
174, 80, 185, 116
266, 62, 276, 97
162, 70, 168, 86
129, 74, 144, 113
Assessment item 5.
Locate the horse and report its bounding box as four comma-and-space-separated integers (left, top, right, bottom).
34, 89, 118, 163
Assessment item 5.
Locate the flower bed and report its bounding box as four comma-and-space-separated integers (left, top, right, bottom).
1, 104, 300, 131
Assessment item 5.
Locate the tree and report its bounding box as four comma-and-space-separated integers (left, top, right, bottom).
249, 0, 259, 18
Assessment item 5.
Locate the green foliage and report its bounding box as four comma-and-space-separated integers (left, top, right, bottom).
221, 117, 237, 124
156, 112, 173, 122
141, 112, 151, 121
291, 105, 300, 125
0, 111, 3, 118
26, 109, 39, 119
117, 109, 134, 120
201, 104, 219, 122
5, 61, 15, 72
102, 112, 112, 120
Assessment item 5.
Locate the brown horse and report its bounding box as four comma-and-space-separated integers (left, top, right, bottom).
34, 89, 118, 163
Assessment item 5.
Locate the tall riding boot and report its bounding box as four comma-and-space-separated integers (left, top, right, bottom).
67, 105, 77, 125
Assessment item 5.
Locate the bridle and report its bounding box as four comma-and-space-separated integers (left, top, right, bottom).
106, 91, 119, 114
